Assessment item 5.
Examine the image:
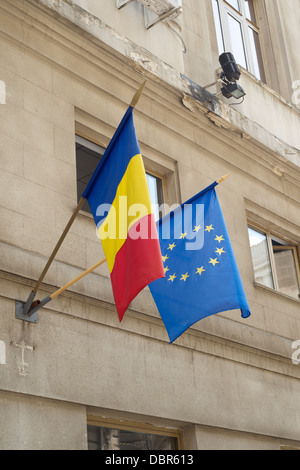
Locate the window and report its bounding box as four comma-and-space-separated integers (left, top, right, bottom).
212, 0, 266, 82
146, 172, 164, 221
76, 135, 105, 213
248, 225, 300, 300
75, 135, 164, 220
87, 421, 179, 450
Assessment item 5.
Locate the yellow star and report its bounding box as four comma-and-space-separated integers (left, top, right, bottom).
162, 254, 169, 262
205, 225, 214, 232
209, 257, 219, 266
180, 272, 189, 282
215, 247, 226, 255
167, 243, 176, 251
195, 266, 205, 276
164, 266, 170, 273
193, 225, 201, 232
168, 273, 177, 282
180, 232, 187, 239
215, 235, 225, 243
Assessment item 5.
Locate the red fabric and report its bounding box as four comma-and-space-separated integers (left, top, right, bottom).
110, 214, 165, 321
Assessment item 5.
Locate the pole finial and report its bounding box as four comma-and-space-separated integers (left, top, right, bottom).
130, 80, 147, 108
216, 172, 231, 184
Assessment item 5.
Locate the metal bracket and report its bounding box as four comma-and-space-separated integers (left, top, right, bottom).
15, 301, 39, 323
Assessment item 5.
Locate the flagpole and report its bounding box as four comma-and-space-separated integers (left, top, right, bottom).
24, 257, 107, 317
34, 197, 86, 295
19, 80, 147, 319
20, 197, 86, 315
50, 257, 107, 300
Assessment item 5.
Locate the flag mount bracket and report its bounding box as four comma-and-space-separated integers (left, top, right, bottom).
15, 300, 39, 323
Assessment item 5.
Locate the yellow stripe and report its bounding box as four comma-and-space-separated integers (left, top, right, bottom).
98, 154, 152, 272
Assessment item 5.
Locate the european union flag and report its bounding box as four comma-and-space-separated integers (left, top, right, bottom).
149, 181, 251, 343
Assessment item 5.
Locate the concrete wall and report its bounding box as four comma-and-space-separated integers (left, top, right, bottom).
0, 0, 300, 450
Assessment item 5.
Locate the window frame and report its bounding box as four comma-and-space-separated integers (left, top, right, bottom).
87, 415, 181, 450
212, 0, 266, 82
248, 223, 300, 300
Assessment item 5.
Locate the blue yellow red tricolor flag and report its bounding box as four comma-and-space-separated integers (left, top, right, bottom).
149, 181, 251, 343
83, 106, 165, 321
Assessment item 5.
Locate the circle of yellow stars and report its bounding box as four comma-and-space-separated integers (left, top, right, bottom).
163, 225, 226, 283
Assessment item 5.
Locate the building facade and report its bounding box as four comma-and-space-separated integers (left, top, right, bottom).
1, 0, 300, 450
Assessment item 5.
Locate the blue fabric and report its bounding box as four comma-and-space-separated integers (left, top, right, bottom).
82, 106, 140, 227
149, 183, 251, 342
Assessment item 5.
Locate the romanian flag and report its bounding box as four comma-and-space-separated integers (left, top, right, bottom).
82, 106, 165, 321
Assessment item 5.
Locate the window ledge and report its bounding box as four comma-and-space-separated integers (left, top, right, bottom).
254, 281, 300, 304
240, 66, 300, 116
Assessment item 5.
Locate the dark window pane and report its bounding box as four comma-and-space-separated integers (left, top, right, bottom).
76, 136, 105, 213
87, 425, 178, 450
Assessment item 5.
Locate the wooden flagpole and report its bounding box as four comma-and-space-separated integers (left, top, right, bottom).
50, 257, 107, 300
22, 257, 107, 318
21, 197, 85, 315
33, 197, 85, 295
